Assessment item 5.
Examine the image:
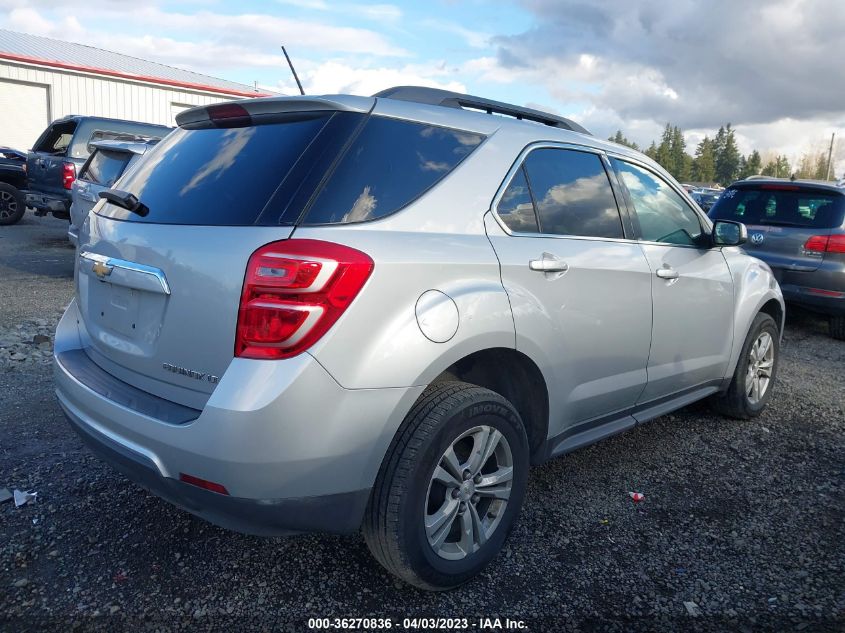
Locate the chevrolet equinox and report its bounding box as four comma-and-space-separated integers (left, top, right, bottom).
54, 86, 785, 589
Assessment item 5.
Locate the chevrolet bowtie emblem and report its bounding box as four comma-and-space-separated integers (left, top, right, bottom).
92, 260, 113, 279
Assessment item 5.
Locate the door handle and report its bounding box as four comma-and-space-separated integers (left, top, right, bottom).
656, 266, 679, 280
529, 254, 568, 273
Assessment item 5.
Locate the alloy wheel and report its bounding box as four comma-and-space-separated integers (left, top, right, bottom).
424, 425, 513, 560
746, 331, 774, 404
0, 190, 16, 220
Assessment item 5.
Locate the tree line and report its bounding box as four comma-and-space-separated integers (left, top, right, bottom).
608, 124, 836, 186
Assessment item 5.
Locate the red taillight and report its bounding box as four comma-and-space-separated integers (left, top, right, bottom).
179, 473, 229, 495
804, 234, 845, 254
62, 162, 76, 190
235, 239, 374, 360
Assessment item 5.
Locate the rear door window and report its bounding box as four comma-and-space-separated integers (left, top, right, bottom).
302, 117, 484, 225
710, 187, 845, 229
79, 149, 133, 187
612, 158, 704, 246
98, 113, 335, 225
522, 148, 624, 239
497, 166, 539, 233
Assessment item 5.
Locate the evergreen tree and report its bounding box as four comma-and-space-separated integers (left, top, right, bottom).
813, 152, 832, 180
608, 130, 639, 150
645, 141, 658, 161
743, 150, 762, 178
737, 156, 748, 179
712, 126, 727, 168
670, 126, 689, 181
692, 136, 716, 183
761, 155, 791, 178
655, 123, 674, 174
715, 123, 741, 185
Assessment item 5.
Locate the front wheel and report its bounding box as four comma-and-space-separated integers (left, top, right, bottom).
363, 381, 529, 590
0, 183, 25, 225
709, 312, 780, 419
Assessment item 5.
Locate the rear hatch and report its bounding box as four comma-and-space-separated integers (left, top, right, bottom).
75, 98, 374, 408
71, 147, 134, 225
27, 118, 79, 196
709, 183, 845, 272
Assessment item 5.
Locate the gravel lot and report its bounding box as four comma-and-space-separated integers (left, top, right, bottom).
1, 215, 843, 632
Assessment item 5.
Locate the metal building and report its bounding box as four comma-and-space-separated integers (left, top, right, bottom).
0, 29, 269, 151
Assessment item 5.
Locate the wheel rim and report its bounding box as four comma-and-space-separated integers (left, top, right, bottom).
0, 191, 16, 220
424, 425, 513, 560
746, 331, 774, 405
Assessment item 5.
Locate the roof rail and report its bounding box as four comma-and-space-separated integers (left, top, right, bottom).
373, 86, 591, 135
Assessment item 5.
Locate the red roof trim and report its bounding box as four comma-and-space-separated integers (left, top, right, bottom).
0, 51, 272, 98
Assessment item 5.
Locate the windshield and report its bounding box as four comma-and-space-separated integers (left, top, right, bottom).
709, 186, 845, 229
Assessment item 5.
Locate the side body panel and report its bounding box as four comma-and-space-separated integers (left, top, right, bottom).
484, 213, 653, 439
636, 244, 735, 402
721, 247, 786, 381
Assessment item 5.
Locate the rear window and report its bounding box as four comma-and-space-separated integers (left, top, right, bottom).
33, 120, 77, 155
302, 117, 484, 225
710, 186, 845, 229
98, 112, 484, 226
98, 113, 334, 225
80, 149, 132, 187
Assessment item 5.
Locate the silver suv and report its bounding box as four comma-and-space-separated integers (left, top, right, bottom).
54, 87, 784, 590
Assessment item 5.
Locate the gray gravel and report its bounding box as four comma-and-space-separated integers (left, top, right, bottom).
1, 216, 843, 632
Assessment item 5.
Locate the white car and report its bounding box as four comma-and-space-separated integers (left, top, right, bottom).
68, 139, 159, 246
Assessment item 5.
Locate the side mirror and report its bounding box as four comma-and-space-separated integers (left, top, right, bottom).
712, 220, 747, 246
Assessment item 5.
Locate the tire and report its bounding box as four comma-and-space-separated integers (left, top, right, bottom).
830, 315, 845, 341
0, 182, 25, 225
709, 312, 779, 419
363, 381, 529, 590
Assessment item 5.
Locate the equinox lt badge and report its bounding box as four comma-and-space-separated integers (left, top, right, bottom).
162, 363, 219, 384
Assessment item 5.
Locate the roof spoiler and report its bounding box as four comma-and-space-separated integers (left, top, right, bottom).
373, 86, 590, 135
175, 95, 375, 129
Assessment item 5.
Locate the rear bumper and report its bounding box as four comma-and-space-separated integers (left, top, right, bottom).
778, 264, 845, 316
54, 300, 423, 536
25, 190, 70, 215
63, 402, 369, 535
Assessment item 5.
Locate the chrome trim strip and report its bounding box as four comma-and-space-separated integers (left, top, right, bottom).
79, 251, 171, 295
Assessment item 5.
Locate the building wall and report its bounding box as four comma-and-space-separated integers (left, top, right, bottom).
0, 59, 236, 149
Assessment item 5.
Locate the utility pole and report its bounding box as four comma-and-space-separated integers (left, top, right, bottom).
281, 46, 305, 96
826, 132, 835, 181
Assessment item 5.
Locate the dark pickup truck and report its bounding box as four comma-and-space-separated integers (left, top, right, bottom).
0, 147, 27, 225
22, 115, 171, 224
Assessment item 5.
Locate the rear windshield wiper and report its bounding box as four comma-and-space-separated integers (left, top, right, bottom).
99, 188, 149, 217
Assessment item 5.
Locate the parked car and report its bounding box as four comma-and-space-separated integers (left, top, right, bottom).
692, 189, 722, 212
68, 139, 159, 246
54, 87, 785, 590
709, 178, 845, 339
21, 115, 170, 225
0, 145, 27, 225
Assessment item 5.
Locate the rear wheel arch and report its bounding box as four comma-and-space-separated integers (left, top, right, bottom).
428, 347, 549, 464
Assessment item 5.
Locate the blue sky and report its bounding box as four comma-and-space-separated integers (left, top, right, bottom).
1, 0, 843, 174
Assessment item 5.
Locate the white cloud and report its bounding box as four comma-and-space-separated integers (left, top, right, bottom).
278, 60, 465, 96
276, 0, 330, 9
421, 19, 491, 49
0, 4, 409, 58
